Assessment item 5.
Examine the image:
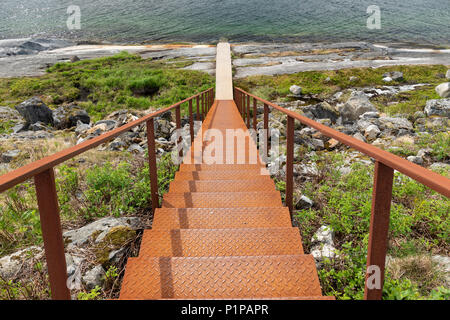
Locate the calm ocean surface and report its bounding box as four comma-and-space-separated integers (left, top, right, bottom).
0, 0, 449, 46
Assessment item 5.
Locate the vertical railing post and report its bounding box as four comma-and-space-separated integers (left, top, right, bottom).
201, 93, 205, 120
175, 105, 182, 158
246, 95, 251, 128
34, 168, 70, 300
236, 90, 241, 113
242, 93, 246, 122
196, 96, 200, 121
365, 161, 394, 300
189, 99, 194, 144
146, 118, 160, 212
286, 116, 294, 214
264, 103, 269, 158
253, 97, 257, 131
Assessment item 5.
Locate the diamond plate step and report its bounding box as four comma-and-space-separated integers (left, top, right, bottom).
179, 164, 265, 172
162, 192, 282, 208
119, 255, 322, 299
175, 169, 270, 181
169, 179, 276, 193
152, 207, 292, 229
139, 228, 303, 257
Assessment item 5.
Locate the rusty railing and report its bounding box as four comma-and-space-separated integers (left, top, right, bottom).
0, 87, 215, 300
234, 87, 450, 300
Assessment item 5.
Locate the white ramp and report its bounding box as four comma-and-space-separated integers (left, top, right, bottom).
215, 43, 234, 100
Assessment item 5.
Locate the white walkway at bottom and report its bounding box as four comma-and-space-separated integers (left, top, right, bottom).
215, 42, 234, 100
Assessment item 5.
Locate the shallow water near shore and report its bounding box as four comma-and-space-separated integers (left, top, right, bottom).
0, 0, 449, 46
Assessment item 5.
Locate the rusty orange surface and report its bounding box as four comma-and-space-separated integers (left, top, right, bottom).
152, 207, 292, 229
168, 179, 276, 193
119, 255, 321, 299
119, 99, 325, 300
139, 228, 304, 257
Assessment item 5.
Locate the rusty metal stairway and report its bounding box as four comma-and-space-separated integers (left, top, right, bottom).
118, 43, 332, 300
118, 99, 332, 300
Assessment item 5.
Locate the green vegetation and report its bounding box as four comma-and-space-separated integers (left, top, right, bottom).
285, 151, 449, 300
77, 286, 102, 300
235, 65, 447, 116
0, 152, 177, 258
0, 51, 214, 121
388, 132, 450, 162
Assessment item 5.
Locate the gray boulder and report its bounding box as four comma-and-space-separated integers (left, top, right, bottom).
15, 97, 54, 125
1, 149, 20, 163
127, 144, 145, 154
94, 120, 117, 131
0, 246, 44, 279
295, 195, 314, 210
289, 85, 302, 96
75, 121, 91, 135
429, 163, 450, 172
446, 70, 450, 80
303, 102, 339, 123
377, 116, 413, 133
339, 91, 378, 122
407, 155, 423, 165
435, 83, 450, 98
0, 106, 22, 122
364, 124, 380, 140
424, 99, 450, 118
70, 56, 80, 63
383, 71, 404, 81
310, 225, 339, 266
29, 122, 49, 131
82, 265, 105, 290
53, 105, 90, 129
63, 216, 143, 247
311, 225, 335, 246
360, 111, 380, 119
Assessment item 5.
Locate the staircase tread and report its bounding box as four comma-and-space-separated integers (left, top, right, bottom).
169, 179, 276, 192
179, 164, 266, 171
162, 192, 282, 208
119, 255, 322, 300
139, 227, 303, 257
175, 170, 270, 180
152, 207, 292, 229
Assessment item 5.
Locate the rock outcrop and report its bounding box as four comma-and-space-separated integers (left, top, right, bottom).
15, 97, 54, 126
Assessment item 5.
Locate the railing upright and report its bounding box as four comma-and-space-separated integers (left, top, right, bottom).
189, 99, 194, 144
264, 103, 269, 158
34, 168, 70, 300
246, 95, 251, 128
175, 105, 182, 158
285, 116, 295, 214
253, 98, 257, 131
365, 161, 394, 300
146, 118, 160, 212
196, 96, 200, 121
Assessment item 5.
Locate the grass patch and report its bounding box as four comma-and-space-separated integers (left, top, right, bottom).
284, 151, 449, 300
0, 51, 214, 122
235, 65, 448, 116
0, 151, 177, 258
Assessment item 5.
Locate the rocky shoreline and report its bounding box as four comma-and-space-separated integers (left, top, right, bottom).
1, 38, 450, 78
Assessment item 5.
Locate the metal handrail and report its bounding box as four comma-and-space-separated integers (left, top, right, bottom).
0, 88, 214, 192
0, 87, 215, 300
234, 87, 450, 197
234, 86, 450, 300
